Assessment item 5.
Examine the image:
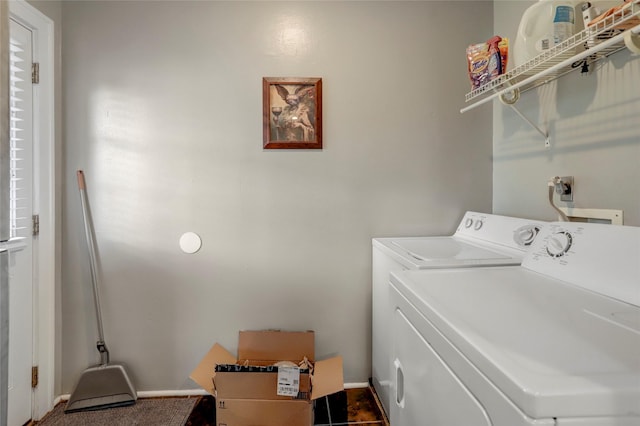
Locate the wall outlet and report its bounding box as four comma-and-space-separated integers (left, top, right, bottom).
559, 176, 574, 202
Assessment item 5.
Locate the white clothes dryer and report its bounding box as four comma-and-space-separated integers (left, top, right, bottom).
371, 211, 544, 417
389, 222, 640, 426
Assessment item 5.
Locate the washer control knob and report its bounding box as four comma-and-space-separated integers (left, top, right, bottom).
474, 219, 484, 230
465, 218, 474, 228
514, 225, 540, 247
546, 231, 573, 258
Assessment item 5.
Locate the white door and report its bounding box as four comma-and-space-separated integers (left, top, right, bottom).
7, 19, 35, 426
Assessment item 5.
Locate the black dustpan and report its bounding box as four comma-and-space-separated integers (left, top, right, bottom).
65, 170, 137, 413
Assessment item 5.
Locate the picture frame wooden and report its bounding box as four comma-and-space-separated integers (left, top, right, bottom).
263, 77, 322, 149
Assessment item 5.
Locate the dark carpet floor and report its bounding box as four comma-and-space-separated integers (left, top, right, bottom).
36, 397, 197, 426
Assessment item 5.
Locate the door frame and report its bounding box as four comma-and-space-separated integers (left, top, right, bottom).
9, 0, 55, 420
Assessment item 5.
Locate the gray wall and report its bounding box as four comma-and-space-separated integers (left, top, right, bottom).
493, 1, 640, 225
61, 1, 493, 391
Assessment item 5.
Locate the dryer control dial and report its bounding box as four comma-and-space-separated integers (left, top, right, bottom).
546, 231, 573, 258
465, 218, 474, 228
474, 220, 484, 230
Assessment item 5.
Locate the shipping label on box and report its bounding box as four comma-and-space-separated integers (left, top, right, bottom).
277, 366, 300, 396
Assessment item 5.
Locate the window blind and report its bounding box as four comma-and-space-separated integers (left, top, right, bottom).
0, 1, 9, 243
9, 30, 28, 239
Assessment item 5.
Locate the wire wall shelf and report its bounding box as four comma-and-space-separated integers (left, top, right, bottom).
461, 0, 640, 114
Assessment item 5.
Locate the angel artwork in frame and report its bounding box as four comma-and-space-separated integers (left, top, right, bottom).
263, 77, 322, 149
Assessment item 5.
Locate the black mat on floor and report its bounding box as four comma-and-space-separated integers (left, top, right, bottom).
314, 391, 349, 424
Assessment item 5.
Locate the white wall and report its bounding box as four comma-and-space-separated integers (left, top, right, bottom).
493, 1, 640, 225
60, 1, 494, 391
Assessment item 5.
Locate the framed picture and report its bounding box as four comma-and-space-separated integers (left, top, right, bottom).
263, 77, 322, 149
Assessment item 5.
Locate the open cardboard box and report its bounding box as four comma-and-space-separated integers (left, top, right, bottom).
190, 330, 344, 426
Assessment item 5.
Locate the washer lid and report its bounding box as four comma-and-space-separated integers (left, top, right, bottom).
391, 267, 640, 419
373, 236, 522, 269
392, 238, 511, 260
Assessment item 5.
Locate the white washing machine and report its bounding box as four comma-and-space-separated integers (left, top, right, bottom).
389, 222, 640, 426
371, 211, 544, 417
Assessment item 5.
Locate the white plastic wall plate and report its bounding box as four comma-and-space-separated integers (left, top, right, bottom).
559, 207, 623, 225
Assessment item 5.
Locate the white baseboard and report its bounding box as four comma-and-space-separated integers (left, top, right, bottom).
139, 389, 209, 398
344, 382, 369, 389
57, 382, 368, 402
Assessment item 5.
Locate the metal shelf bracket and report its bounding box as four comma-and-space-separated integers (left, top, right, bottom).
508, 104, 551, 148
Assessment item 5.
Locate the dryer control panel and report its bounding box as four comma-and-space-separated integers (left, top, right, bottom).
523, 222, 640, 307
